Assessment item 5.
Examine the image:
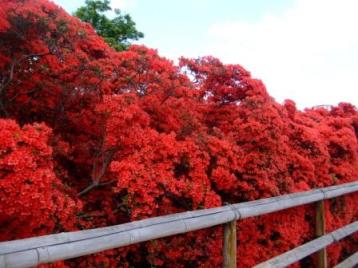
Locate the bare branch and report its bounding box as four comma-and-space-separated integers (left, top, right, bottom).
0, 52, 50, 94
0, 52, 51, 116
77, 179, 116, 197
98, 179, 116, 187
77, 183, 98, 197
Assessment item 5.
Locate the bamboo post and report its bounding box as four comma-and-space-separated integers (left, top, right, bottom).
223, 220, 237, 268
316, 200, 327, 268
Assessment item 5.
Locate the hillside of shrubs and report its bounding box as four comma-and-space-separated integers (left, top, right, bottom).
0, 0, 357, 267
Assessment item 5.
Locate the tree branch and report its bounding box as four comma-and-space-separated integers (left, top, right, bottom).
77, 182, 97, 197
0, 52, 50, 94
77, 179, 117, 197
0, 52, 51, 116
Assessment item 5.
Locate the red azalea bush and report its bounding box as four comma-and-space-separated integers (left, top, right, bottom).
0, 119, 80, 241
0, 0, 357, 267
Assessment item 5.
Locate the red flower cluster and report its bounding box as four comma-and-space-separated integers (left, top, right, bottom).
0, 0, 357, 267
0, 119, 80, 241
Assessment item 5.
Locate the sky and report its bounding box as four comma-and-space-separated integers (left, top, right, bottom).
52, 0, 358, 109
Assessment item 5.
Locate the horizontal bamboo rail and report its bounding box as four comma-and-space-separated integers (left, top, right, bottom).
254, 221, 358, 268
0, 181, 357, 268
334, 252, 358, 268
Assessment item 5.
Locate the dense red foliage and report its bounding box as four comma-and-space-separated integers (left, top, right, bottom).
0, 0, 357, 267
0, 119, 80, 241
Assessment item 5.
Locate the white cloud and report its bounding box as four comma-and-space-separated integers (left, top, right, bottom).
205, 0, 358, 108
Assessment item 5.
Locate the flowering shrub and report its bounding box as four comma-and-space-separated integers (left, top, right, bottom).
0, 0, 357, 267
0, 119, 80, 241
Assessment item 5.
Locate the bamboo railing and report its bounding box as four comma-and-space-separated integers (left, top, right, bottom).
254, 221, 358, 267
0, 181, 357, 268
334, 252, 358, 268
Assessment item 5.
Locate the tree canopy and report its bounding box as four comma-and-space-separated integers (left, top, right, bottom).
74, 0, 143, 51
0, 0, 357, 267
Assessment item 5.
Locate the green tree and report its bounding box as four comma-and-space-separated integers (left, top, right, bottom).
74, 0, 144, 51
